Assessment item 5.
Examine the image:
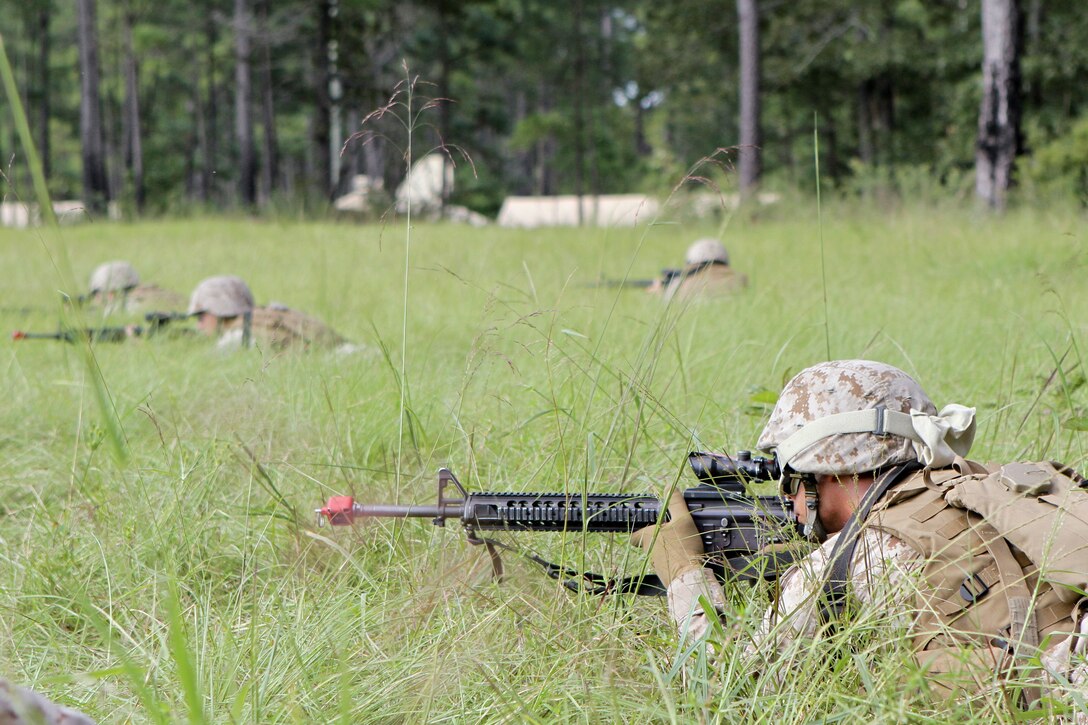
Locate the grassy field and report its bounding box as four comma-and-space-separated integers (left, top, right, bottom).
0, 203, 1086, 723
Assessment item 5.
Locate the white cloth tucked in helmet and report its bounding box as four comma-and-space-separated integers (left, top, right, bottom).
908, 404, 976, 468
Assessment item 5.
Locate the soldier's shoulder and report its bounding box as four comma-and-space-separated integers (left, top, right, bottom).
700, 264, 747, 287
251, 306, 346, 349
128, 285, 187, 311
667, 264, 747, 301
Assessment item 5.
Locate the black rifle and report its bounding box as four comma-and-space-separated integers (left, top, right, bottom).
316, 451, 800, 594
12, 312, 193, 344
587, 267, 682, 289
12, 326, 137, 343
144, 311, 192, 330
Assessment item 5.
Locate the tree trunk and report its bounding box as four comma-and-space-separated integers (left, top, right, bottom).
436, 0, 452, 209
535, 81, 554, 196
572, 0, 586, 224
77, 0, 109, 214
976, 0, 1022, 210
234, 0, 257, 207
856, 79, 874, 165
327, 0, 342, 197
825, 113, 839, 183
633, 100, 650, 158
736, 0, 761, 198
874, 74, 894, 167
512, 88, 533, 193
122, 10, 144, 212
336, 106, 360, 197
204, 13, 219, 202
312, 0, 333, 198
258, 0, 279, 202
37, 3, 51, 179
193, 66, 210, 202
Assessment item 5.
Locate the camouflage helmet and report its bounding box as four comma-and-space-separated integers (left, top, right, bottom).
89, 260, 140, 293
685, 238, 729, 266
187, 275, 255, 318
756, 360, 942, 475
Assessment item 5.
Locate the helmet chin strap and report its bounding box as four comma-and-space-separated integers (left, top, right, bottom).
800, 486, 828, 542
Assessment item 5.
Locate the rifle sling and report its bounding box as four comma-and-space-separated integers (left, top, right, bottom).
818, 462, 922, 627
472, 534, 667, 596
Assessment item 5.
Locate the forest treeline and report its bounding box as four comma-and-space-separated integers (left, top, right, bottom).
1, 0, 1086, 218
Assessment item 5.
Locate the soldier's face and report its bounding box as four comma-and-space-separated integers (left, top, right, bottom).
790, 482, 809, 525
196, 312, 219, 336
791, 476, 849, 533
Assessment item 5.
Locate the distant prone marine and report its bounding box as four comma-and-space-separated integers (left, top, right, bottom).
71, 260, 187, 314
187, 275, 364, 354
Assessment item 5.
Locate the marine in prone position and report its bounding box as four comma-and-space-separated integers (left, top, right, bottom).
634, 359, 1088, 711
647, 238, 748, 302
187, 275, 364, 354
80, 261, 186, 315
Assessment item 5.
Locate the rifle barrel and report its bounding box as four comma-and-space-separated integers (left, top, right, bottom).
353, 502, 450, 519
598, 279, 655, 289
12, 330, 62, 341
11, 326, 138, 343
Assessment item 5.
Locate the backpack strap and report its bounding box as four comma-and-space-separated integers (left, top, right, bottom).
977, 521, 1041, 707
241, 310, 253, 348
818, 462, 922, 626
977, 523, 1039, 653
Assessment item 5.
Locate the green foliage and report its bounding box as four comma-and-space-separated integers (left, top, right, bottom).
2, 0, 1088, 211
509, 111, 567, 152
1025, 114, 1088, 201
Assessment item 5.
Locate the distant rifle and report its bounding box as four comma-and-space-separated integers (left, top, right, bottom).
144, 310, 192, 331
12, 311, 192, 343
588, 267, 682, 290
12, 326, 137, 343
316, 451, 800, 595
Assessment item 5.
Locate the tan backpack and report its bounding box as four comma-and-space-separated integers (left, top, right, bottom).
821, 459, 1088, 700
238, 306, 346, 350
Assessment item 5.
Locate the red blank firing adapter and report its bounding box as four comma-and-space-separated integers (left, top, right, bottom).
318, 496, 356, 526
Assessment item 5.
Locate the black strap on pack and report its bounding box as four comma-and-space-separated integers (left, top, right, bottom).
817, 462, 922, 626
683, 260, 729, 277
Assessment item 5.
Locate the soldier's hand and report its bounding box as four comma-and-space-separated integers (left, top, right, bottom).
630, 489, 706, 586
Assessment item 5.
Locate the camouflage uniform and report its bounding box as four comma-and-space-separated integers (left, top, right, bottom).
0, 680, 95, 724
217, 305, 358, 353
647, 360, 1088, 714
187, 276, 360, 353
116, 284, 187, 314
662, 263, 748, 302
667, 522, 1088, 710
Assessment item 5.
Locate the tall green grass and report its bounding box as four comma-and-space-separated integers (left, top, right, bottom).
0, 203, 1085, 721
